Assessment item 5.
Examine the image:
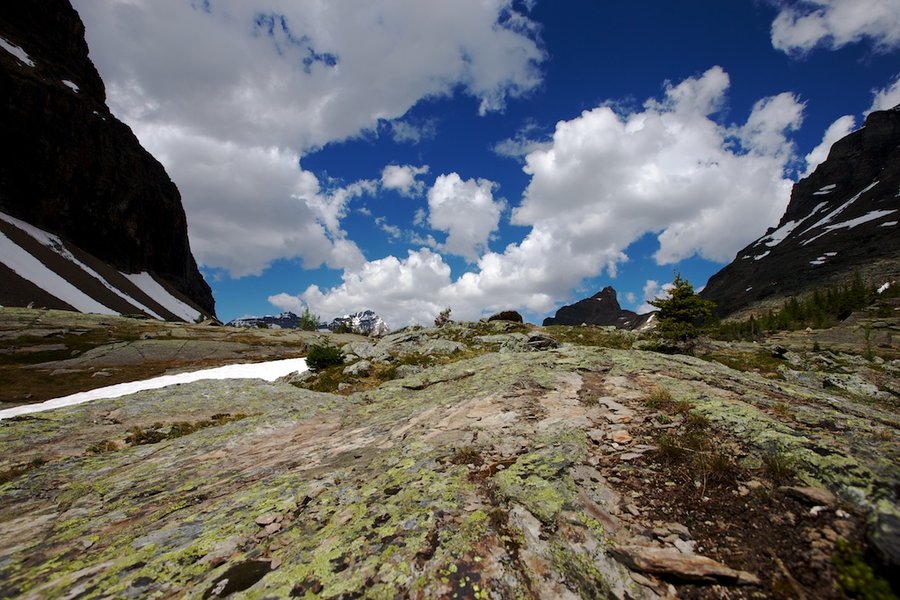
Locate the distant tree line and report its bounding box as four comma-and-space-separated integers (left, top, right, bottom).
713, 273, 891, 341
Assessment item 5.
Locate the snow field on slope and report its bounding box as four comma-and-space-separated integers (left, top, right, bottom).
0, 212, 164, 319
124, 272, 201, 322
0, 36, 35, 67
0, 230, 117, 315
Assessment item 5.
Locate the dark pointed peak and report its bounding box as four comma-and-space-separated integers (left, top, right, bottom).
591, 286, 619, 301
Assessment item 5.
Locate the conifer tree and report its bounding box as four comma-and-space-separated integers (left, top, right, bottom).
649, 274, 716, 343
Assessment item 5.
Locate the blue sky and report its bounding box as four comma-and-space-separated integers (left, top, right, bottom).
73, 0, 900, 326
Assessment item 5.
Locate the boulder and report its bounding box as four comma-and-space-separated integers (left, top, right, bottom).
526, 332, 559, 351
487, 310, 523, 323
610, 545, 760, 585
343, 360, 372, 377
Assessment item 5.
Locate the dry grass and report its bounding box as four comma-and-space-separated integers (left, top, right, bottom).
761, 448, 797, 484
643, 386, 674, 409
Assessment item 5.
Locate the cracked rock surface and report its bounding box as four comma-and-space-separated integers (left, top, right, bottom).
0, 313, 897, 598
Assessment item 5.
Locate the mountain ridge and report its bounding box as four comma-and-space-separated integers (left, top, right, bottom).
543, 286, 653, 329
701, 105, 900, 316
0, 0, 214, 318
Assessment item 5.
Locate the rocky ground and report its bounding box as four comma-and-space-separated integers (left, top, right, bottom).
0, 309, 897, 598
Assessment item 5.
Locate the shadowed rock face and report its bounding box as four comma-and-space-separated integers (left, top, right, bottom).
544, 287, 650, 329
702, 105, 900, 317
0, 0, 214, 316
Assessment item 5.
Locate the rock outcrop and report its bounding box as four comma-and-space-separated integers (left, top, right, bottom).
1, 313, 897, 597
702, 105, 900, 316
0, 0, 214, 316
487, 310, 524, 323
544, 286, 652, 329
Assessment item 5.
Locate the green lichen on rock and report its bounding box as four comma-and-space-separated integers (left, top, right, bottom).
0, 317, 898, 597
493, 433, 585, 525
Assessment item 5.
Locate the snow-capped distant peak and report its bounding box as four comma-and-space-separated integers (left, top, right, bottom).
330, 310, 390, 336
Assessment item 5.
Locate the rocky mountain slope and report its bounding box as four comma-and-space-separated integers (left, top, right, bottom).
0, 0, 214, 317
0, 211, 209, 321
702, 105, 900, 316
544, 287, 653, 330
0, 308, 897, 598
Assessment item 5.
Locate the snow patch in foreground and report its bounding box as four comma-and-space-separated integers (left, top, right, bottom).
0, 358, 308, 420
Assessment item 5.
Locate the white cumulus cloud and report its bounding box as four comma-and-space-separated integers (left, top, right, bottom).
803, 115, 856, 176
514, 66, 799, 267
381, 164, 430, 197
868, 75, 900, 114
300, 248, 455, 327
771, 0, 900, 54
390, 119, 439, 145
637, 279, 674, 313
492, 121, 550, 160
426, 174, 505, 263
738, 93, 805, 157
73, 0, 544, 277
267, 292, 307, 315
134, 124, 367, 276
276, 67, 803, 326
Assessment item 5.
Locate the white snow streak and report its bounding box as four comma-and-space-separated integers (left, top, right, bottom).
808, 202, 828, 216
813, 184, 836, 195
0, 211, 63, 247
61, 79, 79, 93
803, 209, 898, 245
880, 220, 897, 227
755, 220, 800, 248
0, 212, 164, 319
0, 358, 308, 420
0, 36, 35, 67
754, 250, 771, 261
826, 210, 897, 230
0, 230, 117, 314
124, 272, 201, 322
799, 180, 880, 238
877, 282, 892, 294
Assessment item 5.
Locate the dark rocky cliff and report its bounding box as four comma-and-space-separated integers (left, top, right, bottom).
0, 0, 214, 316
702, 106, 900, 316
543, 286, 651, 329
